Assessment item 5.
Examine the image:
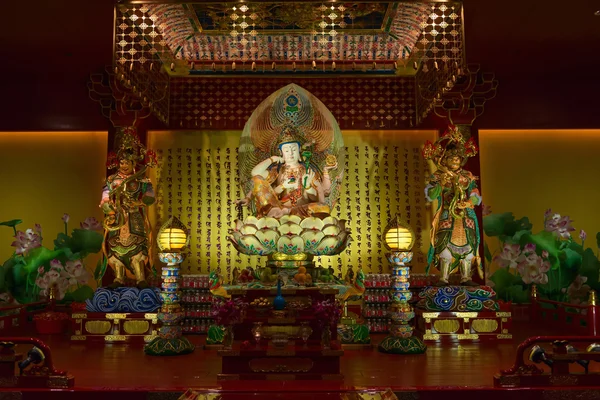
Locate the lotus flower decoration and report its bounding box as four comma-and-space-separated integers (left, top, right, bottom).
228, 215, 351, 257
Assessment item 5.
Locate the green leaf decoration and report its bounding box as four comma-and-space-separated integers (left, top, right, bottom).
53, 233, 73, 250
0, 256, 24, 292
0, 219, 23, 228
69, 285, 95, 302
509, 229, 532, 244
69, 229, 103, 255
484, 213, 532, 238
580, 249, 600, 291
22, 247, 66, 275
596, 232, 600, 250
540, 267, 577, 299
560, 248, 582, 271
505, 285, 530, 304
567, 240, 584, 255
489, 268, 515, 300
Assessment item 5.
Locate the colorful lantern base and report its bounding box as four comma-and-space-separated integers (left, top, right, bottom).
144, 253, 195, 356
378, 251, 426, 355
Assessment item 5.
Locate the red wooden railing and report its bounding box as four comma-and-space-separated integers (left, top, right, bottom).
530, 285, 599, 336
0, 301, 52, 333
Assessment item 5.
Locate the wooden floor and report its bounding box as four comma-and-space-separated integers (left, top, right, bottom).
5, 320, 589, 393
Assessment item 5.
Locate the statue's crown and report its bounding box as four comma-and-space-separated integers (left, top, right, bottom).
277, 125, 303, 148
422, 125, 478, 165
106, 127, 157, 170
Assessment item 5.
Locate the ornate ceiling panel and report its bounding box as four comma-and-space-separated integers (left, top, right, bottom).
111, 1, 466, 128
146, 2, 429, 63
168, 77, 416, 129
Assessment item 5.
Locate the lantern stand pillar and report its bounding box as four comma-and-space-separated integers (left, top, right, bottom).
377, 214, 426, 355
144, 218, 195, 356
378, 252, 426, 354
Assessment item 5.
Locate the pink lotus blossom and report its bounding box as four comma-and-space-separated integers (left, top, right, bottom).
544, 213, 575, 239
542, 250, 549, 259
517, 253, 550, 285
49, 259, 63, 271
494, 243, 523, 269
36, 259, 91, 300
11, 229, 41, 255
62, 213, 70, 224
64, 259, 90, 285
34, 223, 42, 235
579, 229, 587, 241
523, 243, 536, 254
80, 217, 102, 231
544, 208, 553, 219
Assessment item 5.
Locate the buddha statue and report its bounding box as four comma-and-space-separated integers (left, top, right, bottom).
237, 126, 338, 219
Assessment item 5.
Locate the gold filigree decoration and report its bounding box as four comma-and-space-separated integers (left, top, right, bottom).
85, 321, 112, 334
471, 319, 498, 333
456, 334, 479, 340
123, 321, 150, 334
423, 333, 440, 340
455, 312, 478, 318
106, 313, 128, 320
422, 312, 441, 318
105, 335, 127, 341
433, 319, 460, 333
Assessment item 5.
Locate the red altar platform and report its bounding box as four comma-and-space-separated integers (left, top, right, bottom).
218, 344, 343, 381
1, 319, 600, 399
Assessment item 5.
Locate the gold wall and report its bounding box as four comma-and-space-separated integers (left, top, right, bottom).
147, 130, 436, 281
0, 132, 108, 269
479, 129, 600, 271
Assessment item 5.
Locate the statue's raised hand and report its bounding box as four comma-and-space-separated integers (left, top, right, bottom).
324, 161, 338, 172
270, 156, 284, 165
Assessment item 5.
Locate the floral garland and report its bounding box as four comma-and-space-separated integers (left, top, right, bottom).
312, 299, 342, 328
210, 298, 248, 326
